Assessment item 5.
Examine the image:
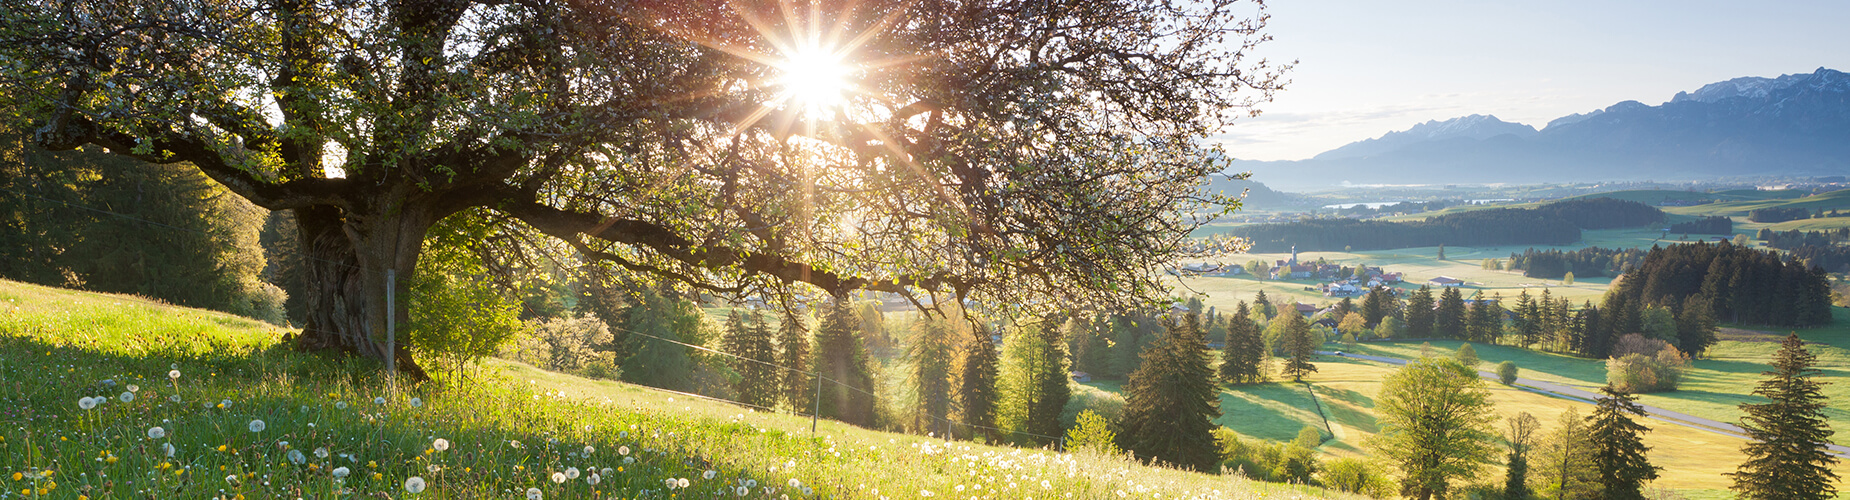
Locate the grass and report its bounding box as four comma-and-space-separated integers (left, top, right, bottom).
1663, 188, 1850, 218
0, 278, 1357, 500
1081, 352, 1797, 497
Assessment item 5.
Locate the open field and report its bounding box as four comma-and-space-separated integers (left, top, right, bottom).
1083, 353, 1821, 497
1663, 188, 1850, 218
0, 278, 1354, 499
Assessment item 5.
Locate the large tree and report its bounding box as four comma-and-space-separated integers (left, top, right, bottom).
907, 309, 960, 434
998, 317, 1070, 445
1219, 301, 1266, 384
1534, 407, 1598, 500
1279, 310, 1317, 381
1436, 286, 1467, 340
957, 325, 1001, 442
1588, 387, 1660, 500
1405, 285, 1436, 339
813, 299, 876, 426
0, 0, 1285, 377
1729, 334, 1840, 500
1368, 356, 1499, 500
1118, 310, 1221, 471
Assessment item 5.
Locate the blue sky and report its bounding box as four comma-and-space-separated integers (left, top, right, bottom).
1215, 0, 1850, 161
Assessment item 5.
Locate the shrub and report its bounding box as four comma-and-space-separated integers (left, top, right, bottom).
1612, 333, 1671, 358
510, 314, 614, 375
1606, 344, 1688, 393
1496, 361, 1518, 385
1065, 410, 1121, 455
1455, 343, 1479, 368
1321, 457, 1395, 498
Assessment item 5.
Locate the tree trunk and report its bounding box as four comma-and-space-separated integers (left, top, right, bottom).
290, 200, 436, 382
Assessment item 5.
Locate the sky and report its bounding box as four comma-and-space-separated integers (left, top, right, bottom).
1213, 0, 1850, 161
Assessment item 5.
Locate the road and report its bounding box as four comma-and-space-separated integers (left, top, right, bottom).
1318, 350, 1850, 458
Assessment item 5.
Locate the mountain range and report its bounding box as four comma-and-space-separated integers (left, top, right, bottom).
1234, 67, 1850, 191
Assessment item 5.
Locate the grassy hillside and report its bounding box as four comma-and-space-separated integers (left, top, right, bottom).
1664, 188, 1850, 218
1562, 189, 1804, 206
0, 278, 1352, 499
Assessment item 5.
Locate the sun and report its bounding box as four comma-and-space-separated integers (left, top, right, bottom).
773, 43, 853, 119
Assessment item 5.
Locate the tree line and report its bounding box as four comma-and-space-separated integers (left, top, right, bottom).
1611, 241, 1834, 328
1504, 247, 1649, 280
1669, 215, 1732, 235
1230, 198, 1664, 253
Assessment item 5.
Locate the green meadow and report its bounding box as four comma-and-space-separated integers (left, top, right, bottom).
0, 278, 1357, 499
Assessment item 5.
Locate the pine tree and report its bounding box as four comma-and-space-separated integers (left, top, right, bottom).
1334, 296, 1356, 319
1407, 286, 1436, 338
1436, 286, 1468, 340
1579, 301, 1607, 357
1674, 294, 1719, 356
776, 313, 813, 413
908, 312, 959, 434
1220, 301, 1266, 384
957, 325, 1001, 442
1254, 290, 1275, 318
1729, 334, 1840, 500
1515, 289, 1542, 347
1361, 287, 1394, 328
813, 299, 877, 427
1466, 291, 1502, 343
1588, 387, 1660, 500
1281, 311, 1318, 382
1118, 311, 1222, 471
722, 310, 780, 408
999, 319, 1070, 445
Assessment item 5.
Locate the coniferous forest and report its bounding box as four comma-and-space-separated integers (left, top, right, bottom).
1611, 242, 1834, 328
1231, 198, 1664, 252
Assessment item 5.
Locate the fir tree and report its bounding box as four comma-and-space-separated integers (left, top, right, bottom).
1436, 286, 1468, 340
1334, 297, 1356, 320
1674, 295, 1719, 357
1588, 387, 1660, 500
776, 313, 813, 413
1406, 286, 1436, 338
1118, 311, 1222, 471
1280, 311, 1318, 381
1579, 301, 1607, 358
1254, 290, 1275, 318
908, 312, 960, 434
813, 299, 877, 427
617, 288, 703, 391
957, 325, 1001, 442
1220, 301, 1266, 384
999, 319, 1070, 445
721, 310, 780, 408
1515, 289, 1542, 347
1729, 334, 1840, 500
1465, 291, 1502, 343
1361, 286, 1394, 328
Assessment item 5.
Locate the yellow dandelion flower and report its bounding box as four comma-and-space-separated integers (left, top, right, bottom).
372, 472, 383, 481
218, 445, 228, 452
174, 469, 186, 476
11, 472, 20, 481
20, 489, 29, 496
40, 471, 51, 478
368, 461, 378, 468
309, 464, 320, 471
106, 456, 118, 464
80, 495, 89, 500
60, 436, 68, 441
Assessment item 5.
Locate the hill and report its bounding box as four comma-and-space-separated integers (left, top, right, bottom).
1663, 188, 1850, 217
1235, 68, 1850, 190
0, 279, 1352, 499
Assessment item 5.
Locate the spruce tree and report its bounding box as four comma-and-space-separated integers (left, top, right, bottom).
1118, 311, 1222, 471
1220, 301, 1266, 384
1406, 286, 1436, 338
1334, 296, 1356, 319
617, 288, 701, 391
1361, 287, 1394, 328
1465, 291, 1502, 344
776, 313, 813, 413
957, 325, 1001, 442
908, 312, 959, 434
1729, 334, 1840, 500
813, 299, 877, 427
1674, 295, 1719, 357
1515, 289, 1542, 347
1254, 290, 1275, 318
722, 310, 780, 408
999, 320, 1070, 445
1588, 386, 1660, 500
1436, 286, 1468, 340
1280, 311, 1318, 381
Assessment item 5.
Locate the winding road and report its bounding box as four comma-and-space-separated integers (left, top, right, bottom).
1317, 350, 1850, 459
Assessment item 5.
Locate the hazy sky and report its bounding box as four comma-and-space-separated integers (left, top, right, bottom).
1214, 0, 1850, 161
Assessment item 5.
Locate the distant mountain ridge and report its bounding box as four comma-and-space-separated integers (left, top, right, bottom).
1236, 67, 1850, 190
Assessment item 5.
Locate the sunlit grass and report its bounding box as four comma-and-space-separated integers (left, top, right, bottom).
0, 279, 1359, 499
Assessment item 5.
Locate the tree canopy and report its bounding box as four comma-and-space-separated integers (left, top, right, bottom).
0, 0, 1285, 376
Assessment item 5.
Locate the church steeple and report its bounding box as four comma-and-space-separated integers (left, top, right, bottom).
1290, 245, 1298, 266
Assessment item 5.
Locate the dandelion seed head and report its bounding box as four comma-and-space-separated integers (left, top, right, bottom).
566, 467, 580, 479
147, 427, 166, 439
248, 420, 266, 433
403, 476, 426, 494
432, 438, 450, 452
526, 488, 543, 500
77, 397, 97, 410
168, 370, 181, 379
409, 397, 423, 408
703, 470, 716, 480
551, 472, 566, 484
119, 392, 135, 402
332, 467, 350, 479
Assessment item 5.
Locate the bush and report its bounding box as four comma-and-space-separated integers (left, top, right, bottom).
1606, 344, 1689, 393
1496, 361, 1518, 385
510, 314, 614, 376
1455, 343, 1479, 368
1321, 457, 1395, 498
1066, 410, 1121, 455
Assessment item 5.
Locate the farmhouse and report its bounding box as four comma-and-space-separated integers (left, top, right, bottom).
1428, 276, 1465, 287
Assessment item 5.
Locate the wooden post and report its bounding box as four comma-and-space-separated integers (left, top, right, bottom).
386, 268, 396, 389
811, 374, 821, 433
